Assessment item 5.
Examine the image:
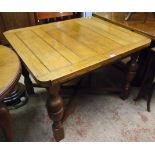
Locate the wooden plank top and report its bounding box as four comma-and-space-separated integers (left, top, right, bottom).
0, 45, 21, 98
4, 17, 151, 84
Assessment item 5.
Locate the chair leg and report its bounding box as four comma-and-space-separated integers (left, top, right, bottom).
147, 83, 155, 112
120, 53, 139, 100
134, 50, 155, 101
0, 102, 14, 141
152, 12, 155, 19
21, 63, 35, 96
125, 12, 134, 21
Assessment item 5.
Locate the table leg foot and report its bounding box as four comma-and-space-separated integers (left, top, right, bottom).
120, 91, 129, 100
146, 83, 155, 112
120, 54, 139, 100
52, 122, 64, 141
46, 84, 64, 142
0, 102, 14, 141
134, 89, 143, 101
22, 64, 35, 95
147, 102, 151, 112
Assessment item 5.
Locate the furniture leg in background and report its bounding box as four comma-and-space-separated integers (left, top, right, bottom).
125, 12, 134, 21
0, 102, 14, 141
120, 53, 139, 100
135, 48, 155, 112
21, 63, 35, 96
146, 83, 155, 112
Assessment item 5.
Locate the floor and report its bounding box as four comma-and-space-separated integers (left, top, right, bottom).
1, 65, 155, 142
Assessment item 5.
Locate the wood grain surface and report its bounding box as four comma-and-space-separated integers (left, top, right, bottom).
0, 45, 21, 100
4, 17, 151, 84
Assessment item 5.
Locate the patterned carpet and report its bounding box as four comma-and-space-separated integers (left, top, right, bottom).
1, 65, 155, 142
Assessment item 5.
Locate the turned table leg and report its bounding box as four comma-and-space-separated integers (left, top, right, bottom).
121, 53, 139, 100
0, 102, 14, 141
46, 84, 64, 141
22, 63, 35, 95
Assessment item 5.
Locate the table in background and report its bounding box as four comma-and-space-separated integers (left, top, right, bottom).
93, 12, 155, 110
93, 12, 155, 40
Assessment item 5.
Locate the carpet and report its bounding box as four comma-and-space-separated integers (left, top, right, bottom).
2, 65, 155, 142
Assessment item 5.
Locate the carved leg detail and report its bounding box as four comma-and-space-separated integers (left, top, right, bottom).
0, 102, 14, 141
22, 64, 34, 95
46, 84, 64, 141
121, 54, 139, 100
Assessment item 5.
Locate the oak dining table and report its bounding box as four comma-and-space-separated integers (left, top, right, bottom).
4, 17, 151, 141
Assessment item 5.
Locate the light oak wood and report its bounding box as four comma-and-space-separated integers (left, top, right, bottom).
4, 17, 151, 84
4, 17, 151, 141
0, 45, 21, 99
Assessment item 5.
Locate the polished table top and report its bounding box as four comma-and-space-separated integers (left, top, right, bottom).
94, 13, 155, 40
4, 17, 151, 84
0, 45, 21, 99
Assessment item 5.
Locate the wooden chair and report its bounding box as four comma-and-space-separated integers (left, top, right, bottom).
0, 45, 21, 141
135, 48, 155, 112
35, 12, 73, 24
